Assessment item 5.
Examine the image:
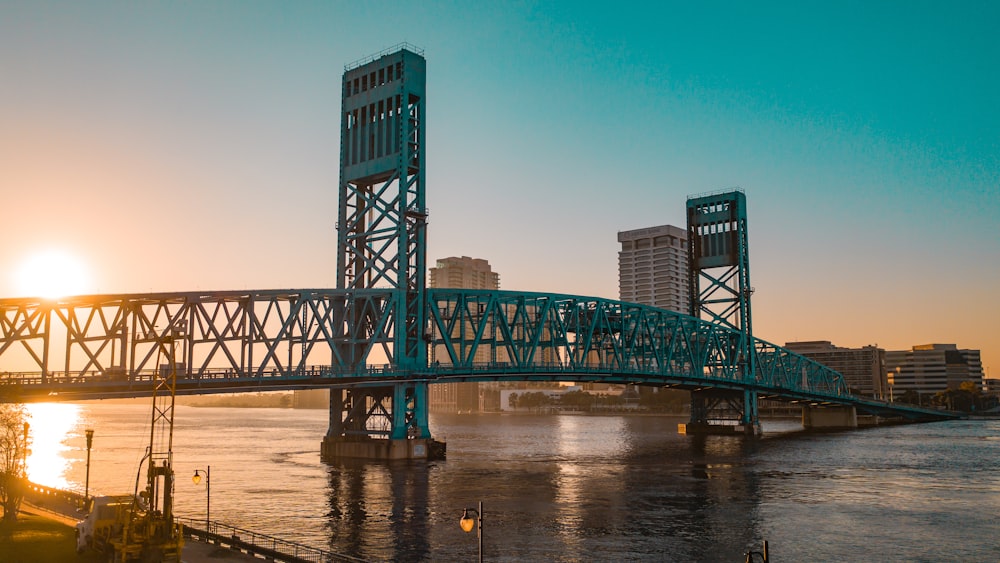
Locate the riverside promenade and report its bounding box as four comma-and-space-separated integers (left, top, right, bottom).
16, 498, 258, 563
14, 482, 361, 563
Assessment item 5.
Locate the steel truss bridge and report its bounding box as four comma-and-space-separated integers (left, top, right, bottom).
0, 288, 948, 424
0, 47, 954, 456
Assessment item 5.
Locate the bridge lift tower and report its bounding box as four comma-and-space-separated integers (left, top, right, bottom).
321, 46, 436, 460
685, 190, 761, 436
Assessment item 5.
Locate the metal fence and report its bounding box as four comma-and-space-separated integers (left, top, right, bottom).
177, 517, 368, 563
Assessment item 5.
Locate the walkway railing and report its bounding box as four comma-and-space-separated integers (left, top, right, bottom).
23, 480, 88, 512
177, 517, 367, 563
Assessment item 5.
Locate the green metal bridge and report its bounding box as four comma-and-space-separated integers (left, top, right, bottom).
0, 288, 953, 421
0, 46, 956, 458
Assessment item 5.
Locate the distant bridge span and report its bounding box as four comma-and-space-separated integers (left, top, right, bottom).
0, 288, 952, 423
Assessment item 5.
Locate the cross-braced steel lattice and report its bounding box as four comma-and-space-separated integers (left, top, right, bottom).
687, 190, 759, 431
332, 45, 429, 443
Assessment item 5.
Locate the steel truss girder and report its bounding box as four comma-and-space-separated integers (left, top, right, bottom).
0, 288, 865, 412
2, 288, 847, 397
424, 289, 848, 396
0, 290, 394, 383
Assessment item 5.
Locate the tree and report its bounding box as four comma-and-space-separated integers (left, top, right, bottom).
508, 392, 519, 409
0, 403, 30, 522
559, 390, 595, 410
933, 381, 990, 412
518, 392, 553, 410
899, 389, 921, 406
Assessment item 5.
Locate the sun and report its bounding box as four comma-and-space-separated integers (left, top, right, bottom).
14, 250, 91, 299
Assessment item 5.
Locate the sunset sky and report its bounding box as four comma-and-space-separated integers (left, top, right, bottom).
1, 2, 997, 375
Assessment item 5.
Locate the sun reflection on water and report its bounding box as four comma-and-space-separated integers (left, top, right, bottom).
25, 402, 81, 489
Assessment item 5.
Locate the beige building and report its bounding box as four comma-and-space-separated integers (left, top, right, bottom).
428, 256, 500, 413
885, 344, 984, 400
617, 224, 689, 313
784, 341, 887, 399
430, 256, 499, 291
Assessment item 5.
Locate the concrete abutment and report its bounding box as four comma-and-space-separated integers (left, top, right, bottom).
802, 405, 857, 431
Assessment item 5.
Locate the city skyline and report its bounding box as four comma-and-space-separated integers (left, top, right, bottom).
1, 2, 996, 375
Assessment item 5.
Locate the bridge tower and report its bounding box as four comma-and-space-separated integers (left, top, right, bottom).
685, 190, 761, 435
322, 45, 435, 460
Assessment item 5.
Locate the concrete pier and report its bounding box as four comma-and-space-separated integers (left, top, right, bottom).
321, 437, 445, 461
802, 406, 858, 431
678, 422, 762, 436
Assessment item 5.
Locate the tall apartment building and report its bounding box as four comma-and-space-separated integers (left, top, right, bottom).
428, 256, 500, 413
429, 256, 499, 290
617, 224, 689, 313
784, 341, 887, 399
885, 344, 984, 399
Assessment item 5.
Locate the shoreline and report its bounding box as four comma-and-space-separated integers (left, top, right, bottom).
5, 485, 275, 563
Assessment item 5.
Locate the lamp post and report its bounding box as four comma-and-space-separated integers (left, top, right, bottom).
192, 466, 210, 532
459, 500, 483, 563
84, 429, 94, 507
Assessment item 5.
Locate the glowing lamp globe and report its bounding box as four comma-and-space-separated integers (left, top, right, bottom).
460, 509, 476, 533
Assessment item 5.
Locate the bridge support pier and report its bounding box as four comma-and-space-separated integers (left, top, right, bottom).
321, 382, 445, 461
680, 389, 761, 436
802, 406, 857, 431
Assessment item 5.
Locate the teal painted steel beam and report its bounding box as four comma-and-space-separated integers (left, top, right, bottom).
0, 288, 958, 424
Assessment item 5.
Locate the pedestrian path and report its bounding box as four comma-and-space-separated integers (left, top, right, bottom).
17, 501, 259, 562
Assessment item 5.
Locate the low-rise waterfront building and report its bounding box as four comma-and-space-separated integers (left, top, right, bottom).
885, 344, 984, 400
784, 341, 886, 399
984, 378, 1000, 395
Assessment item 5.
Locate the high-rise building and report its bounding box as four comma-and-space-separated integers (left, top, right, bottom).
784, 341, 887, 399
617, 224, 689, 313
428, 257, 500, 413
885, 344, 984, 399
429, 256, 499, 290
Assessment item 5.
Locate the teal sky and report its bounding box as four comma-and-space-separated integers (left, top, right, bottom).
1, 1, 997, 373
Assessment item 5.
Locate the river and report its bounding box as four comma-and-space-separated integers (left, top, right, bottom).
24, 402, 1000, 562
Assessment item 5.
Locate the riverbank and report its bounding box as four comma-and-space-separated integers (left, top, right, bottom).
1, 497, 262, 563
0, 511, 103, 563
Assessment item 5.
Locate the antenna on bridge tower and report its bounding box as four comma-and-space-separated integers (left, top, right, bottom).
685, 189, 761, 435
324, 44, 436, 460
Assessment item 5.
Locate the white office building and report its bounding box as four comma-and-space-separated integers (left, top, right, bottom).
618, 224, 689, 313
885, 344, 984, 399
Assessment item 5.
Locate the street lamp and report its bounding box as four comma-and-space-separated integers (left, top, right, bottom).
459, 500, 483, 563
84, 429, 94, 507
192, 466, 210, 532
